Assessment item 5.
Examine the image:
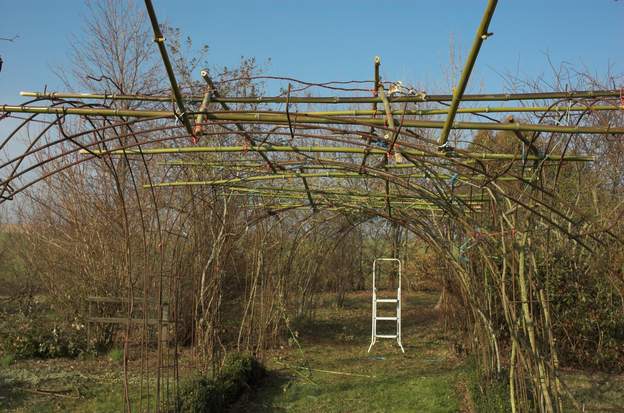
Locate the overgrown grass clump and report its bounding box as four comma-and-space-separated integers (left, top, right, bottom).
177, 352, 266, 412
467, 363, 511, 413
0, 353, 15, 368
107, 347, 124, 363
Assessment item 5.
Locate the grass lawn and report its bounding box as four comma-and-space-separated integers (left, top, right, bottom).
233, 291, 472, 412
1, 290, 623, 412
0, 356, 160, 412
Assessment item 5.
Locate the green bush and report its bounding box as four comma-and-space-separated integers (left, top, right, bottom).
0, 312, 87, 359
177, 376, 221, 413
544, 248, 624, 372
177, 353, 266, 413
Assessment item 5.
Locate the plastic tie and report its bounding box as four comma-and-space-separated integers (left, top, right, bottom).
449, 173, 459, 190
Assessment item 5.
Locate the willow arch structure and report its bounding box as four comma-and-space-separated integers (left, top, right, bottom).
1, 1, 623, 412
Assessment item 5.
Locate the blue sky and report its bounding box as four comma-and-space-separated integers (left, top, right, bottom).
1, 0, 622, 102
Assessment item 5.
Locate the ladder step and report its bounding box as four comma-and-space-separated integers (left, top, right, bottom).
376, 316, 398, 321
375, 334, 397, 338
376, 298, 398, 303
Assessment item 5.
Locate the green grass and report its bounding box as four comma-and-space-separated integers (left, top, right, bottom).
266, 368, 461, 413
233, 291, 471, 412
0, 357, 158, 412
562, 369, 624, 412
1, 353, 15, 368
2, 290, 621, 412
107, 348, 123, 364
2, 291, 469, 413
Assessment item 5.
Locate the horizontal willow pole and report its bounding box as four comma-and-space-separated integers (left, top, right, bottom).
81, 145, 594, 162
161, 160, 409, 168
146, 171, 383, 188
210, 191, 433, 203
154, 187, 484, 209
173, 190, 479, 206
4, 104, 622, 136
215, 185, 486, 201
145, 170, 524, 189
160, 160, 431, 169
244, 202, 453, 212
159, 162, 524, 181
286, 105, 623, 116
20, 89, 623, 104
161, 158, 484, 167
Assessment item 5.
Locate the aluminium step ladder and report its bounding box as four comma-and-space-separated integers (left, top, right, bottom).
368, 258, 405, 353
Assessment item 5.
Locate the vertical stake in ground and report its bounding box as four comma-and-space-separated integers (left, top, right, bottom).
368, 258, 404, 353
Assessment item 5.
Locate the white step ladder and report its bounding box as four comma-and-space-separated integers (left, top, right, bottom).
368, 258, 405, 353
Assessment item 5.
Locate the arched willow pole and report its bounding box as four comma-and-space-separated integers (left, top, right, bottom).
4, 89, 613, 413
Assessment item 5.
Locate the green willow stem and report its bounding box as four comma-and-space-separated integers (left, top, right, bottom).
250, 202, 448, 212
164, 186, 484, 211
510, 340, 517, 413
4, 104, 622, 136
143, 0, 194, 138
80, 145, 594, 162
190, 192, 477, 208
518, 233, 555, 412
293, 105, 623, 116
20, 89, 623, 104
439, 0, 498, 147
147, 171, 382, 188
144, 170, 524, 189
159, 161, 525, 181
220, 185, 486, 201
161, 158, 478, 167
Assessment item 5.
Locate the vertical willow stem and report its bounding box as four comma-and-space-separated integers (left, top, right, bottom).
539, 286, 563, 412
519, 232, 553, 413
510, 339, 517, 413
359, 56, 381, 173
193, 70, 213, 135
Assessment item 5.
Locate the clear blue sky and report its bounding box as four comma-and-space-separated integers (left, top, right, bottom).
1, 0, 622, 102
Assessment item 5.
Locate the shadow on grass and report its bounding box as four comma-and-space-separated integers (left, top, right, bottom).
294, 291, 443, 347
229, 370, 292, 413
0, 373, 28, 411
236, 291, 468, 413
563, 369, 624, 412
238, 364, 463, 413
